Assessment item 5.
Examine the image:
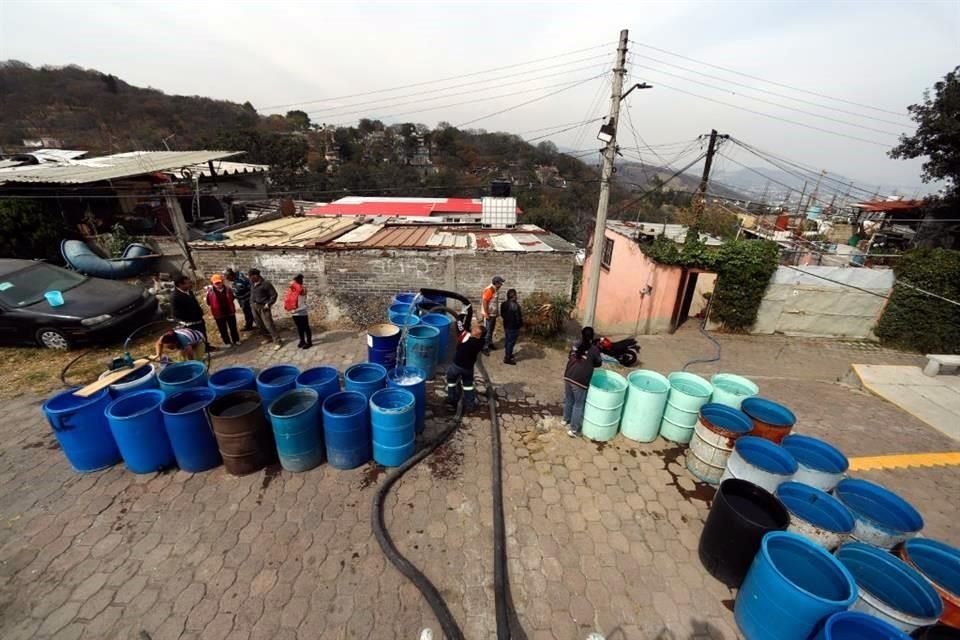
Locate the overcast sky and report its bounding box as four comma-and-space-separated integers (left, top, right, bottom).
2, 1, 957, 196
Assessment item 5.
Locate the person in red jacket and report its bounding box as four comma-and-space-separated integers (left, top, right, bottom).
205, 274, 240, 347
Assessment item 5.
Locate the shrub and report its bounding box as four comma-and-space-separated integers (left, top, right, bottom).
521, 292, 573, 338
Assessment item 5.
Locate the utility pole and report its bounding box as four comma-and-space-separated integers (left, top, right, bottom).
796, 181, 808, 215
693, 129, 723, 220
805, 169, 826, 214
583, 29, 630, 328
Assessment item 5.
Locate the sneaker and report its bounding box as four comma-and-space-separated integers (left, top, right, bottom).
567, 429, 579, 438
303, 343, 313, 349
504, 358, 516, 366
297, 342, 306, 349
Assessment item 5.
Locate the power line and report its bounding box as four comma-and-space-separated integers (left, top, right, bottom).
782, 265, 960, 308
629, 39, 910, 118
258, 41, 614, 111
524, 117, 605, 143
455, 75, 604, 128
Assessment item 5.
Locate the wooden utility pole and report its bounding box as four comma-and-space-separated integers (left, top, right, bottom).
583, 29, 630, 328
796, 181, 808, 215
805, 169, 826, 214
163, 184, 197, 273
692, 129, 723, 220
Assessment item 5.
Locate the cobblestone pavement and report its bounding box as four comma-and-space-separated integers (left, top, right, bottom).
1, 323, 957, 640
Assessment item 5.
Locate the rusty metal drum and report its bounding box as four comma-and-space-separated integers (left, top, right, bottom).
208, 390, 275, 476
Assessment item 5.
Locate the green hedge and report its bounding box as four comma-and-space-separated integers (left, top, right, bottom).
875, 248, 960, 353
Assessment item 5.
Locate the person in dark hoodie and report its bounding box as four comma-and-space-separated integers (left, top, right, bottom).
170, 275, 214, 351
499, 288, 523, 365
446, 302, 487, 413
563, 326, 602, 437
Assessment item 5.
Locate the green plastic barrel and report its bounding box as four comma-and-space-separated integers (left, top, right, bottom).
710, 373, 759, 409
620, 370, 670, 442
582, 370, 628, 442
661, 372, 713, 444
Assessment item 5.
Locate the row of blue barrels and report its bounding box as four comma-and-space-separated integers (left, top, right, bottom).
367, 316, 453, 375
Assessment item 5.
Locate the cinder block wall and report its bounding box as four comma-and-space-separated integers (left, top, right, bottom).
190, 247, 573, 326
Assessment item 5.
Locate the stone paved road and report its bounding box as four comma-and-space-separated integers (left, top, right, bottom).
1, 326, 957, 640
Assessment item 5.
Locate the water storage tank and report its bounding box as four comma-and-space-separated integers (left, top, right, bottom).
208, 366, 256, 398
367, 323, 401, 369
709, 373, 758, 409
256, 365, 300, 416
106, 389, 175, 473
387, 366, 427, 434
686, 403, 752, 484
776, 482, 854, 550
660, 372, 713, 444
370, 388, 417, 467
898, 538, 960, 630
160, 388, 222, 472
741, 397, 797, 444
296, 366, 341, 404
269, 388, 323, 472
344, 363, 387, 402
158, 361, 208, 396
208, 390, 274, 476
720, 435, 797, 493
322, 391, 371, 469
813, 611, 911, 640
619, 370, 669, 442
99, 364, 158, 399
781, 434, 848, 491
419, 313, 453, 364
404, 325, 440, 377
834, 478, 923, 549
42, 387, 121, 473
582, 370, 627, 442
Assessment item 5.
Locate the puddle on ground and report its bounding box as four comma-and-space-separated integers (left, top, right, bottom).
358, 462, 386, 489
256, 464, 282, 504
662, 446, 715, 504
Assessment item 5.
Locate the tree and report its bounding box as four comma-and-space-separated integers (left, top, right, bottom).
0, 199, 72, 263
890, 66, 960, 199
285, 110, 311, 131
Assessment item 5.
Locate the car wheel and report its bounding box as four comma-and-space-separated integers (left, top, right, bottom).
36, 328, 70, 350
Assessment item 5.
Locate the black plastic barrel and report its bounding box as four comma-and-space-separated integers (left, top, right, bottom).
699, 478, 791, 587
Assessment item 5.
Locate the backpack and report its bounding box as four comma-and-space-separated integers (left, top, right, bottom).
283, 286, 300, 312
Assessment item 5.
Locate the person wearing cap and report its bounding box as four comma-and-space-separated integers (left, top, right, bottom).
481, 276, 505, 354
224, 268, 254, 331
205, 273, 240, 347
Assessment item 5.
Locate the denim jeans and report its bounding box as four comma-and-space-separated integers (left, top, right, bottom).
484, 316, 497, 349
446, 363, 476, 411
504, 328, 519, 360
563, 382, 587, 433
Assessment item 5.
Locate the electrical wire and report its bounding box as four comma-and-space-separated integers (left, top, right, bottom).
523, 117, 605, 144
455, 75, 605, 128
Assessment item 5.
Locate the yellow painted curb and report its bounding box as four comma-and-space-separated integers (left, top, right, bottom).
848, 451, 960, 471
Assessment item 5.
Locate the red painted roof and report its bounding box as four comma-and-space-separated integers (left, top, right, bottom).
306, 197, 521, 217
856, 199, 924, 212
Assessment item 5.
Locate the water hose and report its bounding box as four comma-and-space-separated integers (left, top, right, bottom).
681, 295, 722, 371
58, 319, 175, 387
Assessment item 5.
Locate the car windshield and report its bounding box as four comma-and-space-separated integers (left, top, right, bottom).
0, 264, 88, 308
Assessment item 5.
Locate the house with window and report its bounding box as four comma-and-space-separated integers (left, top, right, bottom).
577, 221, 724, 335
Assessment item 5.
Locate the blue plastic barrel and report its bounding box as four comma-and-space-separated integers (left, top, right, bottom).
388, 303, 414, 319
344, 363, 387, 401
390, 315, 421, 330
105, 390, 175, 474
158, 361, 208, 396
322, 391, 371, 469
417, 293, 446, 314
834, 478, 924, 549
776, 481, 854, 550
742, 396, 797, 444
836, 542, 943, 633
296, 366, 341, 404
899, 538, 960, 631
781, 434, 849, 491
387, 366, 427, 434
269, 388, 323, 472
813, 611, 912, 640
392, 292, 417, 306
405, 324, 440, 377
720, 434, 798, 493
257, 365, 300, 416
420, 313, 453, 364
101, 364, 158, 399
42, 387, 121, 472
367, 323, 401, 369
208, 366, 256, 398
735, 531, 858, 640
160, 388, 221, 472
370, 388, 417, 467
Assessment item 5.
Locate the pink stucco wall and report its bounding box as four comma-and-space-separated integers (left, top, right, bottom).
577, 229, 684, 335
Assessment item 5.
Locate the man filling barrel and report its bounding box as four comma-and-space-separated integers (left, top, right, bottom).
446, 302, 486, 413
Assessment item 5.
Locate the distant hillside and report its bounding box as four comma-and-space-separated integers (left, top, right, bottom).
616, 160, 747, 200
0, 61, 261, 151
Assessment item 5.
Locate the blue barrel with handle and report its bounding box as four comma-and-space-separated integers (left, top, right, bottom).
370, 388, 416, 467
208, 366, 256, 398
367, 323, 401, 369
419, 313, 453, 364
296, 366, 341, 404
344, 363, 387, 401
813, 611, 911, 640
387, 366, 427, 434
257, 365, 300, 416
160, 388, 221, 472
269, 388, 323, 472
405, 324, 440, 377
322, 391, 371, 469
158, 361, 208, 396
105, 389, 175, 474
735, 531, 858, 640
42, 387, 121, 473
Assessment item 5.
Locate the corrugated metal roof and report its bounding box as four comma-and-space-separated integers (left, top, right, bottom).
0, 150, 243, 184
191, 216, 358, 248
307, 196, 522, 217
159, 160, 269, 178
607, 220, 724, 246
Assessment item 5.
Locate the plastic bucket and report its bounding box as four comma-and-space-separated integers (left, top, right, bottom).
322, 391, 371, 470
836, 542, 943, 633
42, 387, 121, 473
698, 478, 790, 587
742, 397, 797, 444
710, 373, 759, 409
296, 366, 341, 405
158, 361, 208, 396
667, 372, 713, 411
344, 362, 387, 402
620, 370, 670, 442
106, 390, 175, 474
269, 388, 323, 472
160, 388, 221, 472
256, 365, 300, 417
404, 325, 440, 378
781, 434, 849, 491
367, 323, 401, 369
813, 610, 912, 640
208, 366, 256, 398
834, 478, 924, 549
99, 364, 158, 399
419, 313, 453, 364
898, 538, 960, 629
686, 403, 753, 484
208, 390, 274, 476
370, 388, 417, 467
44, 290, 65, 306
735, 531, 858, 640
719, 435, 797, 492
776, 481, 854, 550
387, 366, 427, 434
582, 370, 627, 442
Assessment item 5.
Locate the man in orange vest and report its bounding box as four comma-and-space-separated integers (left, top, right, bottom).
480, 276, 504, 354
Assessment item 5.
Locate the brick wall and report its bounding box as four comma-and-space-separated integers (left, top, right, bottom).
191, 246, 574, 325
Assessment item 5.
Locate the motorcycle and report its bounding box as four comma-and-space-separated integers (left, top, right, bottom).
597, 336, 640, 367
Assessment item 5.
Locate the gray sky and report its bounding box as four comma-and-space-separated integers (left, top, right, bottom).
2, 1, 958, 196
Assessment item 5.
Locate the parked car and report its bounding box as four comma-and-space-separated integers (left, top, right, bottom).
0, 259, 159, 349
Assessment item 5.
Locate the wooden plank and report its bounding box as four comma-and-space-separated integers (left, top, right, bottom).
73, 358, 152, 398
